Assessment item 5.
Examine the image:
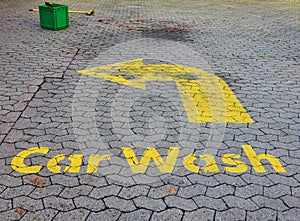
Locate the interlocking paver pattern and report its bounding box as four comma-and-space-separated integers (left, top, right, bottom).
0, 0, 300, 220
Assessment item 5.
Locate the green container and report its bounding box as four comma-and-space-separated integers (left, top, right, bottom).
39, 3, 69, 30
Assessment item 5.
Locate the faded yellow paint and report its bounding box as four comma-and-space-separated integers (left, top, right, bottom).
78, 58, 253, 123
183, 154, 200, 173
47, 154, 65, 173
64, 154, 83, 173
242, 145, 286, 173
222, 154, 248, 173
11, 147, 49, 174
86, 154, 111, 173
122, 147, 180, 173
199, 154, 220, 172
11, 145, 286, 174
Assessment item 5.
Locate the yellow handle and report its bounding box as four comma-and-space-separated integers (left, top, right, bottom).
30, 9, 92, 15
69, 10, 86, 14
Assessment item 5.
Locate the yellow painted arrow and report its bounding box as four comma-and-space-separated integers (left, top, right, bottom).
78, 58, 253, 123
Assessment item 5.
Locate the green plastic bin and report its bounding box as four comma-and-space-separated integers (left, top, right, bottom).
39, 3, 69, 30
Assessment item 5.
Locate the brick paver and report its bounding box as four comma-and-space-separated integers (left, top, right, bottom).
0, 0, 299, 220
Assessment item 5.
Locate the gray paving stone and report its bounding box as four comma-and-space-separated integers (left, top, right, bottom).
21, 209, 58, 221
104, 196, 136, 212
0, 185, 34, 199
187, 174, 220, 187
294, 174, 300, 183
281, 195, 300, 208
50, 174, 79, 187
215, 208, 246, 221
241, 174, 274, 187
134, 196, 166, 212
206, 184, 235, 199
0, 135, 5, 144
13, 196, 43, 212
5, 129, 31, 143
43, 196, 75, 212
278, 208, 300, 221
247, 208, 277, 221
194, 195, 227, 211
292, 187, 300, 198
0, 209, 21, 220
162, 175, 192, 186
89, 185, 122, 199
214, 174, 247, 187
264, 184, 291, 198
165, 195, 198, 211
223, 195, 259, 211
183, 208, 215, 221
0, 144, 19, 159
119, 209, 152, 221
252, 196, 289, 212
235, 184, 263, 199
53, 209, 90, 221
78, 175, 108, 187
147, 184, 176, 199
59, 185, 93, 199
87, 209, 121, 221
151, 208, 183, 221
118, 185, 150, 199
267, 174, 299, 187
0, 198, 12, 212
74, 196, 105, 212
0, 185, 6, 194
278, 135, 299, 143
0, 122, 13, 134
282, 156, 300, 167
29, 134, 56, 143
177, 184, 206, 199
30, 185, 64, 199
1, 112, 21, 123
14, 118, 38, 130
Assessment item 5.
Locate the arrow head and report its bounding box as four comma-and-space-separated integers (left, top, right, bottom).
77, 58, 147, 90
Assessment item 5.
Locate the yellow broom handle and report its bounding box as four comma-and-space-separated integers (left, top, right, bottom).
30, 9, 92, 15
69, 10, 86, 14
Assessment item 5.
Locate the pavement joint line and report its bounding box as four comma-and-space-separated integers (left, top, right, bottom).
0, 48, 80, 146
0, 84, 43, 146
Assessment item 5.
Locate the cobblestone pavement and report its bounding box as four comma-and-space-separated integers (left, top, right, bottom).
1, 0, 300, 220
